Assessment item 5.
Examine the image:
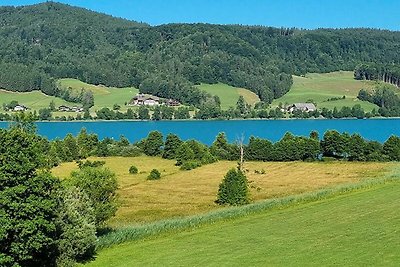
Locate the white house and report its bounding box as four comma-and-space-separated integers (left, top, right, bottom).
287, 103, 316, 113
13, 105, 29, 112
129, 94, 160, 106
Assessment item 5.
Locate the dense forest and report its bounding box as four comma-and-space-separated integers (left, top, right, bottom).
1, 2, 400, 106
354, 63, 400, 87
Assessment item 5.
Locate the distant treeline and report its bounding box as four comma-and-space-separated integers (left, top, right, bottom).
2, 3, 400, 107
354, 63, 400, 87
0, 103, 382, 121
46, 128, 400, 170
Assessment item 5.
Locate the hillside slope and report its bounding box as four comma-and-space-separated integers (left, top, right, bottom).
57, 79, 138, 111
1, 2, 400, 106
272, 71, 379, 111
197, 83, 260, 109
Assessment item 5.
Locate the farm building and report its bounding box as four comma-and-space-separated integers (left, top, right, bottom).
13, 105, 29, 112
287, 103, 316, 113
129, 94, 160, 106
58, 105, 84, 112
166, 99, 180, 107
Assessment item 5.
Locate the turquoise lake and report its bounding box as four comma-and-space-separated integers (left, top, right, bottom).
0, 119, 398, 144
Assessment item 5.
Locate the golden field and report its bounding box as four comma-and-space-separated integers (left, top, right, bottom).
52, 156, 394, 226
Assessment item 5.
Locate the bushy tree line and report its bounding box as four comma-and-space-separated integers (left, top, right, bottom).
46, 127, 400, 170
358, 86, 400, 116
3, 3, 400, 106
354, 63, 400, 87
0, 121, 118, 266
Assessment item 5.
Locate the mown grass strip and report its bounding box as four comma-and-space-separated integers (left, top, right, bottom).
97, 167, 400, 250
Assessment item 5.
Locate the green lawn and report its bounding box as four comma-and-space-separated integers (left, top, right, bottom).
272, 71, 379, 111
85, 181, 400, 266
0, 89, 75, 111
198, 83, 260, 110
57, 79, 139, 112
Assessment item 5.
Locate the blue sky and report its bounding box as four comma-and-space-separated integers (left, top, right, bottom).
2, 0, 400, 30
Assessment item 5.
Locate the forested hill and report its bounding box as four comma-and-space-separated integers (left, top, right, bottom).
1, 2, 400, 106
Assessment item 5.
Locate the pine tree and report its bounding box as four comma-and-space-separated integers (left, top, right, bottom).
216, 168, 249, 205
163, 134, 183, 159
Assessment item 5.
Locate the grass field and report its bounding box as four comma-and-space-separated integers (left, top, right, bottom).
57, 79, 139, 112
272, 71, 379, 111
0, 89, 75, 111
197, 83, 260, 110
52, 156, 393, 226
84, 181, 400, 266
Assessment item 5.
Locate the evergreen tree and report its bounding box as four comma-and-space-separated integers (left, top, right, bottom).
175, 142, 195, 166
383, 135, 400, 161
152, 106, 161, 120
138, 106, 150, 120
216, 168, 249, 206
236, 95, 248, 115
63, 133, 79, 161
143, 131, 164, 156
163, 133, 183, 159
49, 100, 56, 111
210, 132, 237, 160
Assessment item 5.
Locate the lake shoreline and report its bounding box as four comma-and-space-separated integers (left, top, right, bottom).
2, 116, 400, 123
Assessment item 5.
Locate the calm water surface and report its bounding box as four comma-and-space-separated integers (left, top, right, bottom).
0, 119, 399, 144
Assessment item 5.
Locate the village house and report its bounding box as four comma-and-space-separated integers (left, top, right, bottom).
166, 99, 180, 107
287, 103, 316, 113
58, 105, 71, 112
129, 94, 160, 106
58, 105, 84, 112
13, 105, 29, 112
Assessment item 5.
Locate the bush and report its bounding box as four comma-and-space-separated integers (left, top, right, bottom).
180, 161, 202, 170
129, 165, 138, 174
120, 146, 142, 157
147, 169, 161, 180
69, 167, 118, 227
216, 168, 249, 206
56, 186, 96, 266
77, 160, 105, 169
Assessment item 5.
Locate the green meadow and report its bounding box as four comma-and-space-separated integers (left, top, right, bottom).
0, 72, 390, 116
272, 71, 379, 111
57, 79, 139, 111
85, 180, 400, 266
0, 89, 75, 111
198, 83, 260, 110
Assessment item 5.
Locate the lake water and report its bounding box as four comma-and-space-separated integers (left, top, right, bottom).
0, 119, 399, 144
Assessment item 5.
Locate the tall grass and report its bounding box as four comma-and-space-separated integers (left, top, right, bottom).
97, 168, 400, 250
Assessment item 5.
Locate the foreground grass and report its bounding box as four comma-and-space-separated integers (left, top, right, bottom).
198, 83, 260, 109
52, 157, 392, 226
272, 71, 379, 111
85, 178, 400, 266
57, 78, 139, 112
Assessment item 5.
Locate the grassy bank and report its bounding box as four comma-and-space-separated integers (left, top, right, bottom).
85, 171, 400, 266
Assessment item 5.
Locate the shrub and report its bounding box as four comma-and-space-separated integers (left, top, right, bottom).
129, 165, 138, 174
77, 160, 105, 169
180, 161, 202, 170
120, 146, 142, 157
216, 168, 249, 206
56, 186, 96, 266
147, 169, 161, 180
69, 167, 118, 227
